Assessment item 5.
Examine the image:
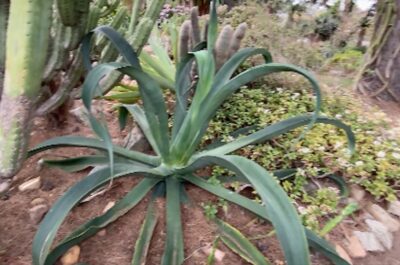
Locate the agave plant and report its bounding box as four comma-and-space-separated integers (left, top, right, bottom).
28, 2, 355, 265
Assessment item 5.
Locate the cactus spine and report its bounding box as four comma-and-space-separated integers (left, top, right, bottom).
0, 0, 53, 178
190, 7, 201, 45
229, 22, 247, 56
215, 25, 234, 69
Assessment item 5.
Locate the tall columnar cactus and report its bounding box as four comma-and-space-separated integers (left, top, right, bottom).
0, 0, 53, 178
0, 0, 9, 97
0, 0, 165, 179
178, 6, 247, 70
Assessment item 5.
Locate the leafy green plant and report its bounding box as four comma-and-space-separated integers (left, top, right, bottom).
28, 2, 355, 265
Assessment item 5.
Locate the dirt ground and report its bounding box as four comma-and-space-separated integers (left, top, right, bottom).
0, 99, 399, 265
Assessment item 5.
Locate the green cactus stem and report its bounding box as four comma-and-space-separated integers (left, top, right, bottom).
0, 0, 9, 71
56, 0, 77, 26
0, 0, 53, 178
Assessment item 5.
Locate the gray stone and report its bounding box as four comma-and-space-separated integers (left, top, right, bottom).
18, 177, 41, 191
353, 231, 385, 252
31, 198, 47, 206
345, 235, 367, 258
367, 204, 400, 232
388, 200, 400, 217
29, 204, 48, 224
365, 219, 393, 249
123, 126, 150, 152
0, 180, 11, 195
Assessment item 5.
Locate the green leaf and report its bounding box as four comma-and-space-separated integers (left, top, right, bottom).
161, 177, 184, 265
28, 136, 160, 166
81, 26, 141, 71
215, 219, 271, 265
196, 115, 355, 158
32, 164, 156, 265
44, 178, 160, 265
213, 47, 273, 91
131, 196, 159, 265
43, 155, 110, 172
172, 41, 207, 138
207, 1, 218, 51
182, 175, 350, 265
192, 155, 310, 265
123, 104, 160, 155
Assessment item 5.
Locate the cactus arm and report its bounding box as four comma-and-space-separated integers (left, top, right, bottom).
36, 53, 85, 116
128, 0, 143, 34
99, 0, 120, 17
56, 0, 77, 26
215, 25, 234, 69
43, 18, 68, 82
0, 0, 53, 178
190, 7, 201, 46
178, 20, 191, 62
229, 22, 247, 56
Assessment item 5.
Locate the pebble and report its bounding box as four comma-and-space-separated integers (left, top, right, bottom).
350, 185, 365, 202
367, 204, 400, 232
202, 247, 225, 262
335, 244, 353, 265
353, 231, 384, 252
97, 229, 107, 237
102, 201, 116, 213
29, 204, 49, 224
0, 180, 10, 195
345, 235, 367, 258
388, 200, 400, 217
60, 245, 80, 265
31, 198, 47, 206
18, 177, 41, 191
365, 219, 393, 250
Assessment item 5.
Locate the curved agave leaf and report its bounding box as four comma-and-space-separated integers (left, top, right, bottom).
213, 47, 273, 91
196, 115, 355, 158
161, 177, 184, 265
43, 155, 146, 173
208, 168, 297, 183
123, 104, 160, 155
32, 164, 157, 265
215, 219, 271, 265
172, 41, 207, 138
81, 25, 141, 71
131, 197, 159, 265
81, 62, 171, 162
182, 175, 350, 265
44, 178, 160, 265
191, 155, 310, 265
28, 136, 160, 166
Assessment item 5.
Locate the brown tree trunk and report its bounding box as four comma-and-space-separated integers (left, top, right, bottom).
356, 0, 400, 102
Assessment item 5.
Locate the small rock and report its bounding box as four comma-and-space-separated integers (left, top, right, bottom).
18, 177, 41, 191
202, 247, 225, 262
0, 180, 11, 195
350, 185, 365, 202
31, 198, 47, 206
97, 229, 107, 237
365, 219, 393, 250
102, 201, 115, 213
335, 244, 353, 265
353, 231, 384, 252
29, 204, 48, 224
345, 235, 367, 258
388, 200, 400, 217
367, 204, 400, 232
60, 245, 80, 265
41, 179, 55, 191
123, 126, 150, 152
